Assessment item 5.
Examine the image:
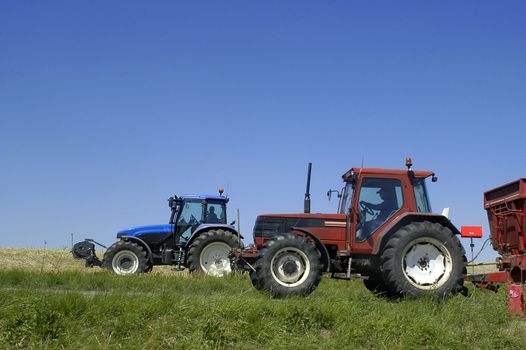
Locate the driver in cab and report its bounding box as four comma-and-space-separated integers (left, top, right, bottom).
360, 187, 398, 223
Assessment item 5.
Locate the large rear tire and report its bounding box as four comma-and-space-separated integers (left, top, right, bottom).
103, 240, 148, 275
187, 229, 240, 277
251, 233, 322, 298
381, 221, 467, 298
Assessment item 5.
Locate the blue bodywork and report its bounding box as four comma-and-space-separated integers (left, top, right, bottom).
115, 194, 235, 247
117, 224, 174, 237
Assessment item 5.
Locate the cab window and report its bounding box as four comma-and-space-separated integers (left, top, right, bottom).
177, 200, 204, 242
356, 178, 403, 241
340, 183, 354, 214
413, 179, 432, 213
205, 202, 226, 224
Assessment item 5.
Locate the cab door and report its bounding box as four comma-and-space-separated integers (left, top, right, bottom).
351, 177, 405, 254
175, 200, 205, 245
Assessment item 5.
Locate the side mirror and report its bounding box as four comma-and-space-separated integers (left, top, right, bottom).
327, 189, 341, 201
168, 196, 180, 209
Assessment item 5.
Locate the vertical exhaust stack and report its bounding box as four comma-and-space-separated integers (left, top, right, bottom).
304, 162, 312, 214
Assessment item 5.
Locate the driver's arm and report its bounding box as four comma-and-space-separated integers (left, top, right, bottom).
361, 201, 382, 210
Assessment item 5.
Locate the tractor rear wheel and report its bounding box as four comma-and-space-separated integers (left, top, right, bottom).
251, 233, 322, 298
187, 229, 240, 277
381, 221, 467, 298
103, 240, 148, 275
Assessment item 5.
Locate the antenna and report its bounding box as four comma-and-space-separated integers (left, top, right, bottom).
361, 155, 365, 168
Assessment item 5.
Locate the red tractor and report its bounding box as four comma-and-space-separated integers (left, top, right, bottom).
244, 159, 468, 298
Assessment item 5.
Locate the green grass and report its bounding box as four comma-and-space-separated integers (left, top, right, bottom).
0, 269, 525, 350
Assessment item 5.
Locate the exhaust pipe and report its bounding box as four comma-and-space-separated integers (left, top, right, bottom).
304, 162, 312, 213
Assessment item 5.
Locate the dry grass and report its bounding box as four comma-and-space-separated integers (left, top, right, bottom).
466, 262, 499, 275
0, 248, 87, 272
0, 247, 184, 275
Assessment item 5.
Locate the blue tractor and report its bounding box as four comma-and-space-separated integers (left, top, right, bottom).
72, 190, 242, 276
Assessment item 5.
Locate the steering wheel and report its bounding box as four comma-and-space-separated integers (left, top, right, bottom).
359, 201, 375, 216
189, 215, 198, 225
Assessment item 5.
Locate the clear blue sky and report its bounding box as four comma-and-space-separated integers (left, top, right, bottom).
1, 1, 525, 262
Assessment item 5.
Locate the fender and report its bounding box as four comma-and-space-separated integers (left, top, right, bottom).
119, 235, 154, 263
373, 212, 462, 255
291, 226, 331, 272
186, 224, 244, 248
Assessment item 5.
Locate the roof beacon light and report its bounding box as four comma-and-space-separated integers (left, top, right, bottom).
219, 188, 224, 196
405, 157, 413, 170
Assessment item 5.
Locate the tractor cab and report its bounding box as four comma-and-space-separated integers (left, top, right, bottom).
339, 160, 435, 244
168, 192, 229, 244
339, 167, 433, 215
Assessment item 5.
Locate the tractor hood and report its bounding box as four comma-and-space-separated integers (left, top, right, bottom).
117, 224, 174, 237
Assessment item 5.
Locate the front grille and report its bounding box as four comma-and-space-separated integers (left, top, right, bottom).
253, 217, 285, 238
253, 216, 326, 238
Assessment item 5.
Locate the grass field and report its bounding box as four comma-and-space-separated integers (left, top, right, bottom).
0, 248, 524, 349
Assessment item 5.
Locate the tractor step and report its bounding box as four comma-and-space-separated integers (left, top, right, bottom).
330, 257, 354, 280
330, 272, 362, 280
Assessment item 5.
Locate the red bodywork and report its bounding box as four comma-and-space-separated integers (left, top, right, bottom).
467, 179, 526, 286
253, 213, 349, 250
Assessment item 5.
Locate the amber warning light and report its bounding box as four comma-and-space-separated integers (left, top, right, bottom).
461, 226, 483, 238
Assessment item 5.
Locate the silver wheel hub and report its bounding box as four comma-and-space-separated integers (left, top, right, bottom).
200, 242, 232, 277
402, 238, 452, 290
270, 247, 310, 287
112, 250, 139, 275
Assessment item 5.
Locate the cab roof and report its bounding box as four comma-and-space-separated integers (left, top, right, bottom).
180, 194, 228, 201
342, 167, 434, 182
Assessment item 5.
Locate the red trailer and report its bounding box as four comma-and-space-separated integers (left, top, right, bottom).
466, 179, 526, 316
467, 179, 526, 285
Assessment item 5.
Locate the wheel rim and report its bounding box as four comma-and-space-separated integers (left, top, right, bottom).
402, 237, 453, 290
199, 242, 232, 277
112, 250, 139, 275
270, 247, 310, 287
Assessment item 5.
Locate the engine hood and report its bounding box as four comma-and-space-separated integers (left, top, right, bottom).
117, 224, 174, 237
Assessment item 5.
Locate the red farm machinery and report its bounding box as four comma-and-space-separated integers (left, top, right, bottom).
465, 179, 526, 315
238, 159, 469, 299
239, 160, 525, 314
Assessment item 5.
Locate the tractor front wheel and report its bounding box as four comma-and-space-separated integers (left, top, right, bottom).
381, 221, 467, 298
251, 233, 322, 298
187, 229, 240, 276
103, 240, 148, 275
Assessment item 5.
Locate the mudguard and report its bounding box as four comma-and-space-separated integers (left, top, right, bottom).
118, 235, 154, 262
373, 212, 461, 255
186, 224, 243, 248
